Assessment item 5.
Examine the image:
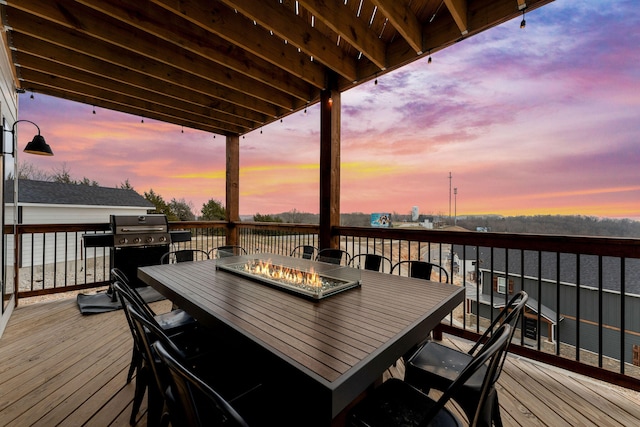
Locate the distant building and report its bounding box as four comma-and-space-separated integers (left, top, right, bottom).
4, 179, 153, 267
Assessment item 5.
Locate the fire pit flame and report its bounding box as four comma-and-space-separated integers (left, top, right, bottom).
217, 256, 361, 299
244, 259, 323, 288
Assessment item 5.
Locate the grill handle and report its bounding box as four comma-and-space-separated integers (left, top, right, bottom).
118, 226, 166, 232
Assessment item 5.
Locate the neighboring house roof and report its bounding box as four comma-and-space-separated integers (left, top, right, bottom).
465, 284, 560, 324
4, 179, 154, 208
455, 244, 640, 294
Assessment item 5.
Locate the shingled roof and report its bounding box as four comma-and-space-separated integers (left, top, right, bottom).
4, 179, 153, 208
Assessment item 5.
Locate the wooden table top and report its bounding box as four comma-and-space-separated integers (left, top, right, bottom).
138, 254, 464, 420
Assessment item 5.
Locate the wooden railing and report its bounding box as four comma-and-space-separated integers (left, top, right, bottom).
4, 221, 640, 391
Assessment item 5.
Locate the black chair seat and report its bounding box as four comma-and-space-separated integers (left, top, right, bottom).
349, 378, 462, 427
155, 309, 198, 332
407, 341, 485, 390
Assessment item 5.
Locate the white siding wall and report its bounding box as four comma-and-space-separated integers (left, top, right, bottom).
1, 29, 19, 337
5, 204, 151, 267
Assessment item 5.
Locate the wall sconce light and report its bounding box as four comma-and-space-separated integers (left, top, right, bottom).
2, 119, 54, 156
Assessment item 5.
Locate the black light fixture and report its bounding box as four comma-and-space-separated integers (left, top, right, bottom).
3, 119, 54, 156
520, 9, 526, 29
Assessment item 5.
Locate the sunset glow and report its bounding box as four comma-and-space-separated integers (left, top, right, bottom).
14, 0, 640, 220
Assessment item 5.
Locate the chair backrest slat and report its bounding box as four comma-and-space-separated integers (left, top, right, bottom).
350, 254, 393, 272
210, 245, 247, 258
316, 248, 351, 266
290, 245, 317, 260
161, 249, 210, 264
391, 260, 449, 283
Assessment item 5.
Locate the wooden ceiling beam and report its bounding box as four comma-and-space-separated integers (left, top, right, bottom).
11, 33, 263, 128
152, 0, 328, 90
298, 0, 387, 71
76, 0, 314, 102
5, 7, 284, 120
22, 81, 240, 136
371, 0, 424, 55
14, 51, 257, 132
219, 0, 358, 82
8, 1, 298, 111
444, 0, 469, 35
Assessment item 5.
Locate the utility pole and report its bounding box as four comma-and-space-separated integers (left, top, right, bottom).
448, 172, 452, 224
454, 187, 458, 226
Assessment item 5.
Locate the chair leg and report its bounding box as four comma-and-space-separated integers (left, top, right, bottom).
127, 348, 141, 384
130, 365, 148, 425
492, 394, 504, 427
147, 382, 164, 427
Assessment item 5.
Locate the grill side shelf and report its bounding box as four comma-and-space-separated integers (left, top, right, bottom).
82, 234, 114, 248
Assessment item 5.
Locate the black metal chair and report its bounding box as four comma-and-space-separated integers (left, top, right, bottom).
404, 291, 529, 427
126, 303, 220, 427
289, 244, 317, 260
209, 245, 247, 258
349, 324, 512, 427
115, 286, 167, 426
160, 249, 210, 264
111, 270, 197, 383
315, 248, 351, 266
350, 254, 392, 272
112, 269, 197, 334
153, 340, 251, 427
391, 260, 450, 283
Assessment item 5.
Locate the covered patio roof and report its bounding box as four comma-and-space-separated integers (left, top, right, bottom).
2, 0, 552, 137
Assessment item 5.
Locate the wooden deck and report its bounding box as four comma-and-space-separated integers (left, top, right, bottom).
1, 296, 639, 427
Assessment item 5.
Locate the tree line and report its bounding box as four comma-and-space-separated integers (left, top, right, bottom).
14, 161, 639, 236
14, 161, 226, 221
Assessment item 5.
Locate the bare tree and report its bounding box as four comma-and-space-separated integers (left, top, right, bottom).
9, 160, 53, 181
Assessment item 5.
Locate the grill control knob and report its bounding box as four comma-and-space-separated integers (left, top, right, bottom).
119, 237, 128, 245
159, 236, 167, 243
133, 237, 142, 244
146, 236, 154, 244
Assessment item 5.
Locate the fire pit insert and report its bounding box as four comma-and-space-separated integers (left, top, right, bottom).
216, 257, 361, 300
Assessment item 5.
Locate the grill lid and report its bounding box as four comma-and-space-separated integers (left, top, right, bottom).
110, 214, 170, 247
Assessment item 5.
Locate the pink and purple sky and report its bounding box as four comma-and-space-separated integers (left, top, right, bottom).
14, 0, 640, 220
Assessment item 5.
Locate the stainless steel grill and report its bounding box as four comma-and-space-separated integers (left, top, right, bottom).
83, 214, 190, 288
111, 214, 170, 247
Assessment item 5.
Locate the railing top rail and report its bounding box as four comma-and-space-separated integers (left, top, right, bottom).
335, 226, 640, 259
7, 221, 639, 258
236, 222, 320, 233
13, 223, 111, 233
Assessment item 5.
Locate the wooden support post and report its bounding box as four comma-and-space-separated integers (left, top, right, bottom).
226, 134, 240, 246
319, 81, 341, 250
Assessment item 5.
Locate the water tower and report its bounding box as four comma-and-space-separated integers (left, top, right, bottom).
411, 206, 419, 222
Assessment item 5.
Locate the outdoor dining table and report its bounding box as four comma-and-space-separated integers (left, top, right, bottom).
138, 253, 464, 426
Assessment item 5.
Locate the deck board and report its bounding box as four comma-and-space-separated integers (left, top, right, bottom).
1, 296, 639, 426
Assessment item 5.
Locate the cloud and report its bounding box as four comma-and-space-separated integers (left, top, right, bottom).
15, 0, 640, 220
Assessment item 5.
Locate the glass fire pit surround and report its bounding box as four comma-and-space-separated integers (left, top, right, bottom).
216, 257, 361, 300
